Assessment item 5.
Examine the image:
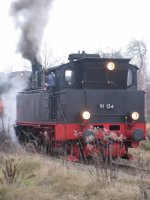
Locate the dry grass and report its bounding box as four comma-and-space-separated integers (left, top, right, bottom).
1, 122, 150, 200
0, 124, 150, 200
0, 151, 150, 200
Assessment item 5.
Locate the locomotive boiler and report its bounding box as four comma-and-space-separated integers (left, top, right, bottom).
15, 53, 146, 161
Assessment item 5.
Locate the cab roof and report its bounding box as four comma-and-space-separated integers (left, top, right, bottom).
48, 53, 138, 70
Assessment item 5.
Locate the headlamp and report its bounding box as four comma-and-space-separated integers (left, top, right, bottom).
131, 112, 139, 120
107, 62, 115, 71
82, 111, 91, 120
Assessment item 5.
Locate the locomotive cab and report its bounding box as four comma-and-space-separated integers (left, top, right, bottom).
61, 58, 137, 90
16, 53, 146, 161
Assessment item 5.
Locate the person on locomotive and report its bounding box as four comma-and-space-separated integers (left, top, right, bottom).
44, 70, 56, 90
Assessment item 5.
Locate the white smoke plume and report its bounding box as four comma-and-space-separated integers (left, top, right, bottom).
0, 72, 31, 141
10, 0, 53, 64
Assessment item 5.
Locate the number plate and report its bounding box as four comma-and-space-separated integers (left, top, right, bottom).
98, 104, 115, 110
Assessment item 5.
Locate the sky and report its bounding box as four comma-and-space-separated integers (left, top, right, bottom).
0, 0, 150, 72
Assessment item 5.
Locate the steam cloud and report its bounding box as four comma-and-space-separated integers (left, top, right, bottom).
10, 0, 53, 64
0, 72, 31, 141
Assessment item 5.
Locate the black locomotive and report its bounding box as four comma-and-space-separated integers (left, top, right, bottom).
15, 53, 146, 161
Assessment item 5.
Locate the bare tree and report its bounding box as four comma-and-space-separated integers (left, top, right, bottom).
42, 42, 53, 69
41, 42, 65, 69
98, 48, 123, 58
126, 40, 147, 90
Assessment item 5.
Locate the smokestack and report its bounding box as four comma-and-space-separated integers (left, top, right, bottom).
10, 0, 54, 65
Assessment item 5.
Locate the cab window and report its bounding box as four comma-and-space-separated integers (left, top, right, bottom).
65, 70, 75, 86
127, 69, 133, 86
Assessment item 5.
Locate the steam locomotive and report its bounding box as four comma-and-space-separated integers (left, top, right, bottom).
15, 53, 146, 161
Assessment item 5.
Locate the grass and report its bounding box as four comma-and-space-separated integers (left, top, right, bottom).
0, 151, 150, 200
